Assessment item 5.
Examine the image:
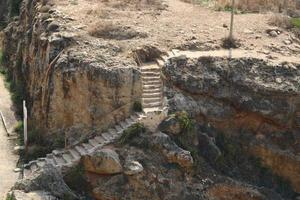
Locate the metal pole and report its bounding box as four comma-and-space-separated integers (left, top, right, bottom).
229, 0, 235, 42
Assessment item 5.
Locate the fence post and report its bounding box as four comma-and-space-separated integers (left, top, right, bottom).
23, 100, 28, 151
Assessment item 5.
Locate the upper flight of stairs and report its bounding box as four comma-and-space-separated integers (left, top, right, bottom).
22, 113, 146, 178
140, 54, 170, 113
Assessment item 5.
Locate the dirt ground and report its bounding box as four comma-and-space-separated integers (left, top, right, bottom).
50, 0, 299, 65
0, 75, 19, 200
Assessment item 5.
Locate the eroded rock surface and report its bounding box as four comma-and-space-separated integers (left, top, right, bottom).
3, 0, 142, 143
83, 148, 123, 175
13, 164, 77, 199
163, 56, 300, 193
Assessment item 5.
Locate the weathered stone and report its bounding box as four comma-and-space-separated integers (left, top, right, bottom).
12, 164, 78, 199
10, 190, 58, 200
198, 132, 221, 163
83, 148, 122, 175
151, 132, 194, 168
124, 160, 144, 175
47, 21, 60, 32
159, 116, 181, 135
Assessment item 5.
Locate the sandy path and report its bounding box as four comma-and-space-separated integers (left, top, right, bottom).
0, 75, 19, 199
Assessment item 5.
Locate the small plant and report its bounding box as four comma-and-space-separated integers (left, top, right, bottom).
291, 18, 300, 29
119, 123, 146, 145
222, 36, 241, 49
175, 111, 194, 132
133, 101, 143, 112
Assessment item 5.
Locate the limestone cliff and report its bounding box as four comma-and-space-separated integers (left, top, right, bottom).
162, 56, 300, 193
2, 0, 142, 143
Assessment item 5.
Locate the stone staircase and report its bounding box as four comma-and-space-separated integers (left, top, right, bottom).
21, 51, 173, 178
140, 55, 168, 113
22, 113, 146, 178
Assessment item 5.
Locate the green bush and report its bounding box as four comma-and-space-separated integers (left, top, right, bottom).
291, 18, 300, 29
174, 111, 194, 132
119, 123, 146, 145
133, 101, 143, 112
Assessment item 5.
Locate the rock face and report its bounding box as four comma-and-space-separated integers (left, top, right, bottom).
13, 164, 78, 199
83, 148, 123, 175
163, 56, 300, 193
2, 0, 142, 142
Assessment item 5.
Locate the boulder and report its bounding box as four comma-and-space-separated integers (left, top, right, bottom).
10, 190, 58, 200
83, 148, 123, 175
198, 132, 221, 163
12, 164, 77, 199
124, 160, 144, 175
159, 116, 181, 135
151, 132, 194, 168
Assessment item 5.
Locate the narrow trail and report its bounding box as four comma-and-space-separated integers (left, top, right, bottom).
0, 75, 19, 199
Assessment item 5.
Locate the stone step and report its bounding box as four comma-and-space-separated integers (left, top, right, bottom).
115, 125, 123, 133
75, 145, 87, 156
36, 159, 46, 168
143, 97, 161, 104
108, 128, 117, 136
143, 84, 161, 90
89, 138, 99, 147
143, 88, 161, 93
142, 76, 161, 80
52, 149, 64, 156
141, 66, 160, 72
53, 155, 66, 166
125, 118, 134, 126
119, 121, 129, 129
62, 153, 73, 163
82, 143, 94, 151
143, 101, 162, 108
95, 135, 106, 143
68, 149, 81, 161
142, 80, 161, 85
46, 157, 56, 166
143, 92, 161, 98
102, 132, 113, 141
141, 71, 160, 76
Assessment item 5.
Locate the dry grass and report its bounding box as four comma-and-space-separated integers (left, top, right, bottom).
86, 7, 111, 19
215, 0, 298, 12
269, 14, 294, 28
88, 21, 148, 40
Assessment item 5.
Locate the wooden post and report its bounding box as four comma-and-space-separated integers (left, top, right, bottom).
23, 100, 28, 151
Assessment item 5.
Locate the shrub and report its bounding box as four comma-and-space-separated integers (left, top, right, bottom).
269, 14, 294, 29
291, 17, 300, 28
222, 36, 241, 49
119, 123, 146, 145
175, 111, 194, 132
133, 101, 143, 112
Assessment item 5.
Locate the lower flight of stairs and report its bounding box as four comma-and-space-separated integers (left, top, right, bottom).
22, 112, 146, 178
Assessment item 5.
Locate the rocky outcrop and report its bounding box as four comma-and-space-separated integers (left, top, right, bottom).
151, 132, 194, 168
13, 164, 78, 199
83, 148, 123, 175
2, 0, 142, 142
163, 56, 300, 193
